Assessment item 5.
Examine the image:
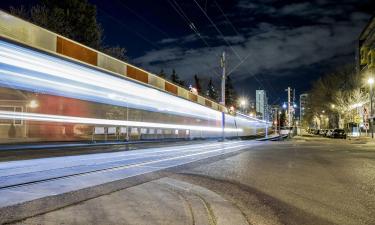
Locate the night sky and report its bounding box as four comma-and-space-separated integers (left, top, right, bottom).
1, 0, 374, 104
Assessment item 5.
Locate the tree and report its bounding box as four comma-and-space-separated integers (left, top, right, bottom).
194, 74, 202, 94
101, 45, 127, 61
9, 0, 126, 60
225, 75, 238, 107
158, 69, 166, 79
170, 69, 185, 86
304, 64, 365, 129
206, 78, 218, 101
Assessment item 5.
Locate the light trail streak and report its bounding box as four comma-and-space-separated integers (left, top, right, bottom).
0, 40, 265, 128
0, 110, 242, 133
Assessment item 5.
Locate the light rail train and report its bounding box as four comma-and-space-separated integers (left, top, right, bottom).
0, 10, 270, 144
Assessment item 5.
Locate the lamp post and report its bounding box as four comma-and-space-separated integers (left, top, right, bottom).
368, 77, 374, 139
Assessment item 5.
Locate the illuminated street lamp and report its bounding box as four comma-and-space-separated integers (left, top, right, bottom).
368, 77, 374, 138
331, 104, 335, 109
239, 98, 247, 113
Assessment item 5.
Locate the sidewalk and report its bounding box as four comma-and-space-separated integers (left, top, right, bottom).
347, 136, 375, 145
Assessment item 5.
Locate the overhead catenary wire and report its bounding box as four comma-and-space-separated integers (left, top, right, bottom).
97, 7, 161, 50
166, 0, 222, 77
197, 0, 278, 100
116, 0, 171, 38
213, 0, 278, 100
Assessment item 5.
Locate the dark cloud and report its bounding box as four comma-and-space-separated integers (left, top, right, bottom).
134, 9, 369, 79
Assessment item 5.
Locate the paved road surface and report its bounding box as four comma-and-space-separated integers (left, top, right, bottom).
9, 137, 375, 225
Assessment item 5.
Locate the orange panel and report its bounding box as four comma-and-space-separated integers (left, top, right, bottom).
127, 65, 149, 83
205, 99, 212, 107
56, 37, 97, 66
165, 82, 178, 95
189, 92, 197, 102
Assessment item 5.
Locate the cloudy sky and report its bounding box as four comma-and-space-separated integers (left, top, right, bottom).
1, 0, 374, 103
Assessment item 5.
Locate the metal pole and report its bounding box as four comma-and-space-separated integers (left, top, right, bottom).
221, 112, 225, 141
370, 83, 373, 139
287, 87, 291, 127
221, 51, 226, 106
265, 109, 268, 138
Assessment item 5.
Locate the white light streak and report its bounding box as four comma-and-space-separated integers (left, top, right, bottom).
0, 40, 266, 133
0, 110, 242, 133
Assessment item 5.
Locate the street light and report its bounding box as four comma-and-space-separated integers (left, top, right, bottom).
368, 77, 374, 138
239, 98, 247, 113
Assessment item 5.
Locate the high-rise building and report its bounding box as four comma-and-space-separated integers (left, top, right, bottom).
300, 93, 308, 122
256, 90, 268, 120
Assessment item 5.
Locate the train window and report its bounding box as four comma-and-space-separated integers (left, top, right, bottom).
94, 127, 105, 134
140, 128, 147, 134
0, 106, 23, 125
131, 128, 139, 134
107, 127, 116, 134
120, 127, 127, 134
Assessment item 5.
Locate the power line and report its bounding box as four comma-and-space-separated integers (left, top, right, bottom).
214, 0, 276, 99
116, 0, 171, 38
192, 0, 241, 60
192, 0, 266, 90
166, 0, 221, 77
213, 0, 241, 36
97, 8, 161, 50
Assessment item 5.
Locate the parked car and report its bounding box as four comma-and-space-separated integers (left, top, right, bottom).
326, 129, 334, 137
314, 129, 320, 135
332, 129, 347, 139
322, 129, 329, 137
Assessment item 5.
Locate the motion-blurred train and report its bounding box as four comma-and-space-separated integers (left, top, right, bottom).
0, 10, 270, 144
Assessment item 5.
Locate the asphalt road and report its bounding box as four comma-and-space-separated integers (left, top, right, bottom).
10, 136, 375, 225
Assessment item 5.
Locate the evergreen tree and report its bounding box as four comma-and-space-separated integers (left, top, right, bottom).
170, 69, 185, 86
9, 0, 126, 60
158, 69, 166, 78
194, 74, 202, 94
225, 75, 238, 107
206, 78, 218, 101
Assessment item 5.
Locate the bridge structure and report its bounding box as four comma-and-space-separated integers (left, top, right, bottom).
0, 10, 270, 144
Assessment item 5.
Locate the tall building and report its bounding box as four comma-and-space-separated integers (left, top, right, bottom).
300, 93, 308, 122
256, 90, 268, 120
357, 16, 375, 74
358, 16, 375, 132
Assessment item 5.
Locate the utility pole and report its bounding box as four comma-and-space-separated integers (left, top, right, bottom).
220, 51, 226, 106
370, 81, 374, 138
220, 51, 226, 141
285, 87, 291, 127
